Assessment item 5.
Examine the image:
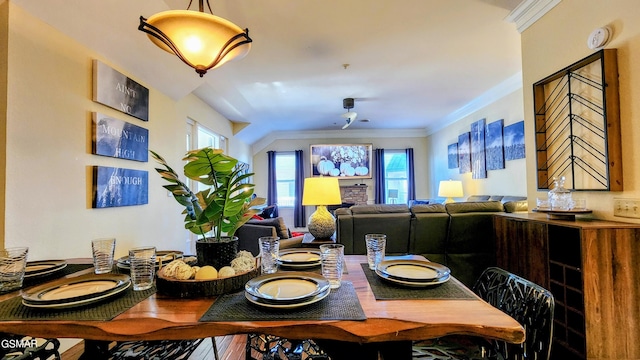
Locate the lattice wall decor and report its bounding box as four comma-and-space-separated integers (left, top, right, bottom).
533, 49, 622, 191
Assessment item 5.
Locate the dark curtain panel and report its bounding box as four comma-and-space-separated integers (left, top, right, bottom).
374, 148, 386, 204
267, 151, 277, 206
294, 150, 306, 227
406, 148, 416, 202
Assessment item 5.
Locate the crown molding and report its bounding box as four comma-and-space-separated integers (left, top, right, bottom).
425, 72, 523, 135
251, 128, 429, 156
506, 0, 561, 33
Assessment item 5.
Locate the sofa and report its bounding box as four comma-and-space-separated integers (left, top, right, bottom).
335, 197, 527, 286
236, 217, 304, 256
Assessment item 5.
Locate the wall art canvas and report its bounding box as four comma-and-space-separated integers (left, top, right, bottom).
485, 119, 505, 170
471, 118, 487, 179
310, 144, 372, 179
92, 113, 149, 162
447, 143, 459, 169
92, 166, 148, 208
458, 132, 471, 174
93, 60, 149, 121
504, 120, 526, 160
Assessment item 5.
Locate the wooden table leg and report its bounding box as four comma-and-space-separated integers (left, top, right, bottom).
79, 340, 111, 360
314, 339, 412, 360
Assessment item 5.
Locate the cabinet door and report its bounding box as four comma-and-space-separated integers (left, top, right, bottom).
494, 216, 549, 288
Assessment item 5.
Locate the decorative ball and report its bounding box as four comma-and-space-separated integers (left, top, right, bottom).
218, 266, 236, 278
195, 265, 218, 280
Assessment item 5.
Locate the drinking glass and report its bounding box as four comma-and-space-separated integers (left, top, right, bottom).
92, 238, 116, 274
0, 247, 29, 293
259, 237, 280, 274
129, 246, 156, 291
320, 244, 344, 289
365, 234, 387, 270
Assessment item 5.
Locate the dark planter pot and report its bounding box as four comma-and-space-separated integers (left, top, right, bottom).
196, 236, 239, 269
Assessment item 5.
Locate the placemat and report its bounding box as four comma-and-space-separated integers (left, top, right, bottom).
200, 281, 365, 322
0, 286, 156, 321
22, 263, 94, 288
360, 264, 476, 300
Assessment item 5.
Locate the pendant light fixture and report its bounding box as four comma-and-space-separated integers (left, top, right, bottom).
139, 0, 252, 77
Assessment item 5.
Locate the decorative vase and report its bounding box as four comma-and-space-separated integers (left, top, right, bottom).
548, 176, 572, 210
196, 236, 239, 269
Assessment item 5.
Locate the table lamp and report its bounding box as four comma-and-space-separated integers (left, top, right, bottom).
438, 180, 463, 204
302, 177, 342, 239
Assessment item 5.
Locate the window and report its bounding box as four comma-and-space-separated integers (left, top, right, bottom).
275, 153, 296, 207
383, 150, 408, 204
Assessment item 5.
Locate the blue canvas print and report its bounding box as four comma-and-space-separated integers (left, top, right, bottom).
448, 143, 458, 169
471, 118, 487, 179
93, 166, 148, 208
93, 113, 149, 162
486, 119, 505, 170
458, 132, 471, 174
504, 121, 526, 160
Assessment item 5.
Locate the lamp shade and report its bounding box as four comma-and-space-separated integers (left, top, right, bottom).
438, 180, 463, 203
302, 177, 342, 206
139, 7, 251, 77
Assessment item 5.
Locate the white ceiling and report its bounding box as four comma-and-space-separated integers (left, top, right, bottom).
11, 0, 524, 145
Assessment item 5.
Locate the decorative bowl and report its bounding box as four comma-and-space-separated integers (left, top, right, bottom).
156, 265, 259, 298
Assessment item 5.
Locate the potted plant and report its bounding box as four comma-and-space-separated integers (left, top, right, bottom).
150, 147, 265, 269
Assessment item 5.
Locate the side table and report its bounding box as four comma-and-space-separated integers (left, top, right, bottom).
302, 233, 336, 247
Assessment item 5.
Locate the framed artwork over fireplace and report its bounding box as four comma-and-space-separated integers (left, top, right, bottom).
310, 144, 372, 179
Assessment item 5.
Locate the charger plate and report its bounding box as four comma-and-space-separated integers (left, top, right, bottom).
22, 273, 131, 308
24, 260, 68, 279
245, 272, 329, 304
277, 249, 321, 269
375, 259, 450, 287
377, 259, 450, 282
245, 287, 331, 309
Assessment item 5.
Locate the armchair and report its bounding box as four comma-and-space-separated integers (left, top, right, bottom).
236, 217, 304, 256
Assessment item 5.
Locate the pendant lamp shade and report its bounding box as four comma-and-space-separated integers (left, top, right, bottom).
139, 1, 252, 77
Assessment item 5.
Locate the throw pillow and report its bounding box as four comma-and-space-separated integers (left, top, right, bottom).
247, 217, 290, 239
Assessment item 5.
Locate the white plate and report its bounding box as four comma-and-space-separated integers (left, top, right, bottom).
245, 272, 329, 303
22, 273, 130, 305
22, 282, 130, 309
116, 250, 187, 269
375, 268, 450, 288
245, 287, 330, 309
24, 260, 68, 278
278, 249, 321, 265
377, 259, 450, 282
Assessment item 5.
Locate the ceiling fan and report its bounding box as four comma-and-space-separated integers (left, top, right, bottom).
341, 98, 357, 129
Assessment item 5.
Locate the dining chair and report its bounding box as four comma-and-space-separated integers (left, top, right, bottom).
93, 337, 218, 360
246, 333, 329, 360
412, 267, 555, 360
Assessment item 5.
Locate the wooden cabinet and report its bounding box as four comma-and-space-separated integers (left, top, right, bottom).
494, 213, 640, 360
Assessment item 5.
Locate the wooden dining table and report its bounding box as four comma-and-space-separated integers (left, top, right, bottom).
0, 255, 524, 359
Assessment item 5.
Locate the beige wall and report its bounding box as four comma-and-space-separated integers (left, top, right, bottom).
426, 89, 527, 199
3, 4, 250, 259
522, 0, 640, 222
0, 1, 7, 248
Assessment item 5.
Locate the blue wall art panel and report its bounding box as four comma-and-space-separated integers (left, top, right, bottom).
458, 132, 471, 174
93, 113, 149, 162
471, 118, 487, 179
485, 119, 505, 170
93, 166, 148, 208
93, 60, 149, 121
504, 120, 526, 160
447, 143, 459, 169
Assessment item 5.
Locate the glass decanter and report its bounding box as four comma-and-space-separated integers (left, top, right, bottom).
548, 176, 572, 210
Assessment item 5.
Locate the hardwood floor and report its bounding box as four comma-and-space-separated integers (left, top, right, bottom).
60, 335, 248, 360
